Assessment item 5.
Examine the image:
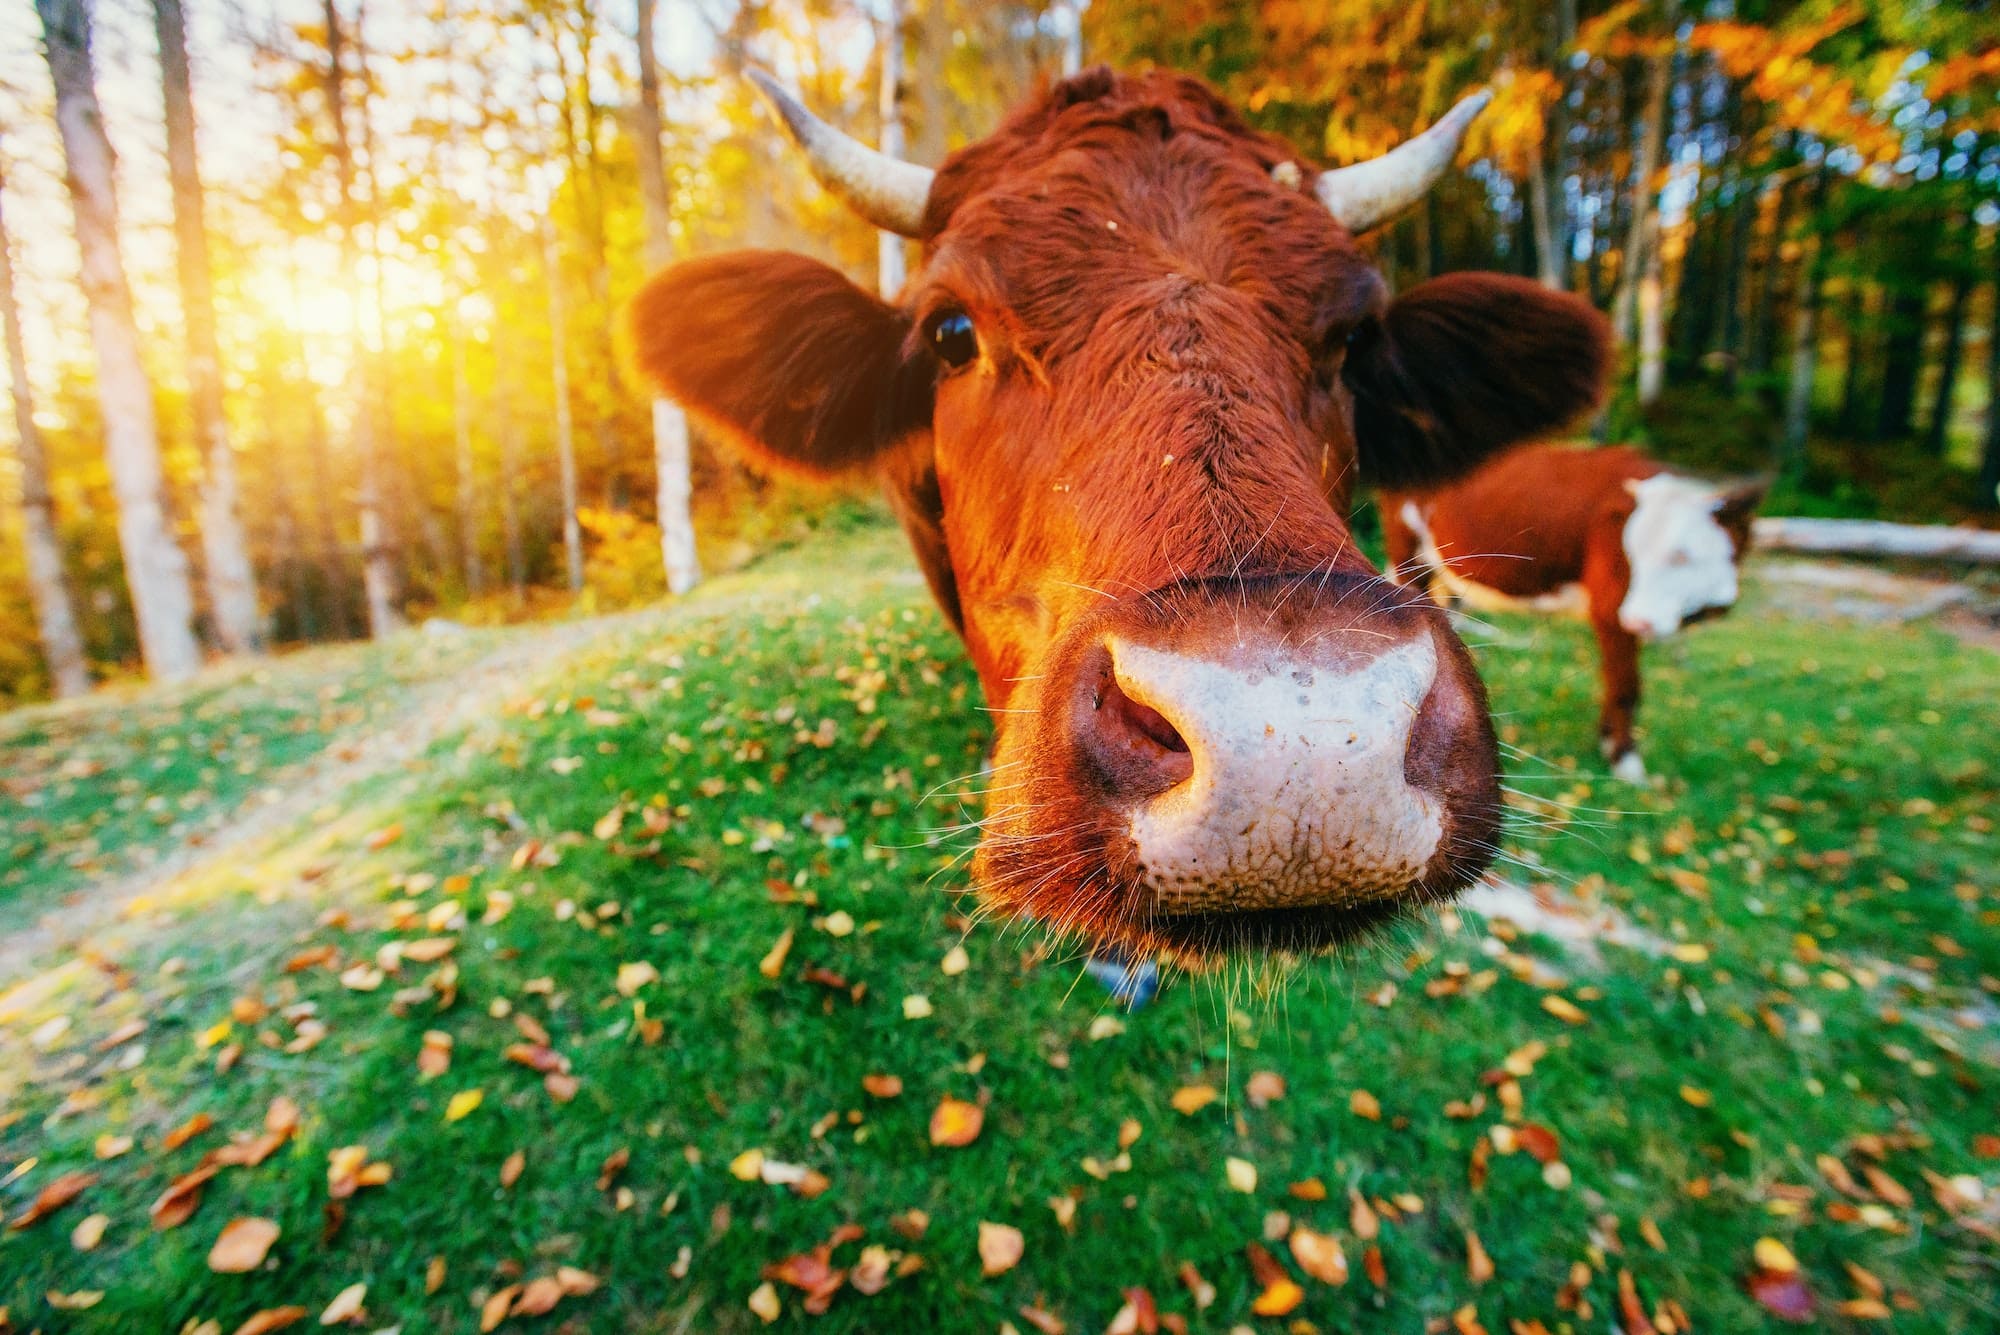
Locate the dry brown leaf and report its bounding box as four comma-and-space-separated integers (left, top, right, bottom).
319, 1282, 366, 1324
1288, 1226, 1348, 1284
500, 1150, 526, 1189
929, 1096, 984, 1147
480, 1284, 521, 1332
151, 1161, 221, 1229
6, 1172, 97, 1231
231, 1307, 309, 1335
1245, 1071, 1286, 1108
1466, 1229, 1495, 1284
163, 1112, 216, 1151
862, 1074, 903, 1098
208, 1216, 280, 1273
1170, 1084, 1219, 1116
757, 928, 795, 980
1349, 1189, 1380, 1240
978, 1220, 1024, 1276
1349, 1089, 1382, 1121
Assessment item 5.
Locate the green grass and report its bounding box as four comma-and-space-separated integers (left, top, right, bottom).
0, 628, 506, 921
1, 526, 1996, 1333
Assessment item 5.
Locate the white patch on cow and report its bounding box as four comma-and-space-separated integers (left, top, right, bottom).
1611, 750, 1650, 784
1401, 502, 1590, 616
1617, 473, 1740, 638
1109, 637, 1445, 915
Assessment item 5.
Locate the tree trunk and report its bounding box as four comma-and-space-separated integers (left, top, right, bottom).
0, 149, 91, 697
542, 221, 583, 594
451, 317, 483, 596
1526, 136, 1565, 292
1923, 260, 1971, 457
1528, 0, 1576, 292
1982, 237, 2000, 511
1638, 211, 1667, 406
37, 0, 202, 682
1781, 169, 1829, 475
1613, 17, 1672, 345
1753, 516, 2000, 564
876, 0, 908, 298
1745, 175, 1792, 377
1839, 282, 1867, 435
1875, 284, 1927, 441
153, 0, 260, 654
633, 0, 701, 595
1712, 180, 1754, 387
323, 0, 401, 636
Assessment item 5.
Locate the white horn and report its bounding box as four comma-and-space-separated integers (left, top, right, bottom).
746, 67, 933, 238
1314, 88, 1492, 233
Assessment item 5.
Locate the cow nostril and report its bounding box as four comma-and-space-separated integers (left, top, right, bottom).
1100, 672, 1189, 755
1080, 658, 1194, 798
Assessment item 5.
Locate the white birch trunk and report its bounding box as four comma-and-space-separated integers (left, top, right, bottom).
154, 0, 260, 654
1753, 517, 2000, 564
1, 151, 92, 697
634, 0, 700, 595
38, 0, 202, 682
876, 0, 907, 299
542, 221, 583, 594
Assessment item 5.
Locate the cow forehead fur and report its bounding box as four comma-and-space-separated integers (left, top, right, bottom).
1618, 473, 1741, 632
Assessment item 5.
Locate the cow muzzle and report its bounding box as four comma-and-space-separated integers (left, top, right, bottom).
979, 573, 1501, 958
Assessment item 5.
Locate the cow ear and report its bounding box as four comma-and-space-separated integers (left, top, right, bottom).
1344, 272, 1610, 489
624, 250, 931, 478
1713, 476, 1770, 527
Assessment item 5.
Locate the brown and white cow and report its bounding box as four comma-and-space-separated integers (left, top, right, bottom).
1382, 443, 1766, 784
627, 68, 1609, 961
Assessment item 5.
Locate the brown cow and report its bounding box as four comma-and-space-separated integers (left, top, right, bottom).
1382, 443, 1765, 783
627, 68, 1608, 961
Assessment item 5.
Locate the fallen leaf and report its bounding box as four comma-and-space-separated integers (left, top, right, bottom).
162, 1112, 216, 1151
1289, 1226, 1347, 1284
1245, 1071, 1286, 1107
1171, 1084, 1219, 1116
862, 1074, 903, 1098
6, 1171, 96, 1231
1225, 1157, 1258, 1193
151, 1162, 221, 1229
1349, 1089, 1382, 1121
1541, 995, 1589, 1025
1748, 1266, 1815, 1323
500, 1150, 525, 1188
1466, 1229, 1494, 1284
979, 1220, 1025, 1276
1177, 1260, 1215, 1309
209, 1216, 280, 1272
941, 944, 970, 975
418, 1031, 453, 1078
46, 1291, 103, 1310
1754, 1238, 1800, 1273
94, 1134, 133, 1161
930, 1097, 984, 1147
616, 961, 659, 996
319, 1282, 366, 1324
1246, 1243, 1303, 1315
233, 1308, 309, 1335
70, 1213, 109, 1251
758, 929, 795, 980
747, 1281, 782, 1323
444, 1089, 483, 1122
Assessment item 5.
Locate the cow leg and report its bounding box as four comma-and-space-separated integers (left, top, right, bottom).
1589, 609, 1646, 781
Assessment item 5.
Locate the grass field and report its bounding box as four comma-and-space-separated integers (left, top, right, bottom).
1, 525, 1996, 1333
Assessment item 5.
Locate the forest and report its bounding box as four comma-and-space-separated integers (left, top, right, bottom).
1, 0, 1997, 703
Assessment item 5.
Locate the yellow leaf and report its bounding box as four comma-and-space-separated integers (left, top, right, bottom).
444, 1089, 483, 1122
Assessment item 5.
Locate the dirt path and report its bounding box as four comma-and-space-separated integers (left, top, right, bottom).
0, 610, 652, 990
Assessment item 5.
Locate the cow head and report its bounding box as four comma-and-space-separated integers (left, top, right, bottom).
628, 68, 1609, 962
1617, 475, 1768, 640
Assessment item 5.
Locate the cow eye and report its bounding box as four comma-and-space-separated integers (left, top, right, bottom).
927, 310, 979, 370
